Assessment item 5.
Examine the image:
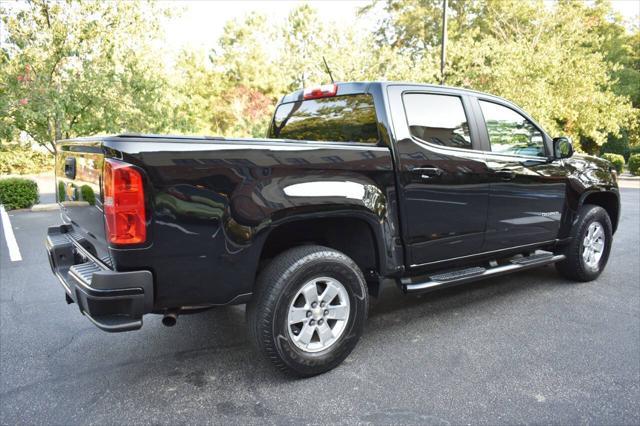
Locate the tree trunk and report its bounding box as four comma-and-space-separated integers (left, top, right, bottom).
47, 140, 57, 154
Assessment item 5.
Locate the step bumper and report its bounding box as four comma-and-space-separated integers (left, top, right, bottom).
46, 224, 153, 332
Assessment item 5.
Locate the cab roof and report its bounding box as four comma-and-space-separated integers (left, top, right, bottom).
279, 81, 513, 106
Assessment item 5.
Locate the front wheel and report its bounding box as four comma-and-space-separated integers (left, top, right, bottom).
556, 204, 613, 282
246, 245, 368, 377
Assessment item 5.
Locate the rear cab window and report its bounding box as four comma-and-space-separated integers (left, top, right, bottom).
269, 94, 379, 143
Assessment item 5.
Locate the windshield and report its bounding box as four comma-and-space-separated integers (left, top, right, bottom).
269, 94, 378, 143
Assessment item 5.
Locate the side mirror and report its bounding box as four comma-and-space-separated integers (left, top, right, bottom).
553, 136, 574, 159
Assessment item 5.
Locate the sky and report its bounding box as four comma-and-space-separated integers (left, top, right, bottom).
160, 0, 371, 53
162, 0, 640, 54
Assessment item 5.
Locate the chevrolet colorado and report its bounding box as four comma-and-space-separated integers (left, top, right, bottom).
46, 82, 619, 376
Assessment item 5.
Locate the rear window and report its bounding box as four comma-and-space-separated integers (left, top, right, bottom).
269, 94, 378, 143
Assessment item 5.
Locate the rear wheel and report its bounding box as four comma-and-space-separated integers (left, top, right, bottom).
556, 204, 612, 282
247, 245, 368, 377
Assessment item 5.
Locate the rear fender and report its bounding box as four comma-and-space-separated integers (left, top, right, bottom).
253, 177, 403, 277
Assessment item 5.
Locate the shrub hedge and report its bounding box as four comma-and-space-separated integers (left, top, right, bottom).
628, 154, 640, 176
0, 178, 39, 210
601, 153, 625, 173
58, 181, 66, 202
600, 133, 631, 160
80, 184, 96, 205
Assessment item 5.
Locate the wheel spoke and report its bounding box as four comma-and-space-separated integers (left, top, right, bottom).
583, 246, 590, 261
593, 240, 604, 252
296, 323, 315, 345
316, 323, 334, 345
327, 304, 349, 321
320, 282, 340, 304
593, 226, 603, 240
288, 307, 308, 324
302, 284, 319, 306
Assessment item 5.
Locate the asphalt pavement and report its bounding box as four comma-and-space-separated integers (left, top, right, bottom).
1, 189, 639, 425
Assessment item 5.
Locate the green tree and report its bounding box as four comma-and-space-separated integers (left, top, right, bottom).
168, 49, 226, 135
214, 12, 284, 97
0, 0, 172, 153
362, 0, 638, 152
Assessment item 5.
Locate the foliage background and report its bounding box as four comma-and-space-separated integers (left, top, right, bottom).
1, 0, 638, 159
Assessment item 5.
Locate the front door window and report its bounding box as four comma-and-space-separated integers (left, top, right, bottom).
479, 100, 545, 157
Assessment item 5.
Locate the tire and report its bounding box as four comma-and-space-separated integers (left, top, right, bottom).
555, 204, 613, 282
246, 245, 368, 377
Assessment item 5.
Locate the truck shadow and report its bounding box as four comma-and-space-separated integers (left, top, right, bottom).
8, 265, 584, 399
162, 264, 575, 379
368, 264, 567, 320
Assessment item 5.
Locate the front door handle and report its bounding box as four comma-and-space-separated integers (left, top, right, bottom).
494, 169, 515, 181
412, 166, 443, 179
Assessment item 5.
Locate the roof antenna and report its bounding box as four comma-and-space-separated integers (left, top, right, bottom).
322, 56, 335, 84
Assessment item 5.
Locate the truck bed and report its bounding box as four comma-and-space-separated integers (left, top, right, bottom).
55, 134, 396, 310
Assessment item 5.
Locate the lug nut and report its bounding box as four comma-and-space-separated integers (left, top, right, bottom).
320, 302, 326, 308
324, 310, 329, 316
309, 320, 316, 326
306, 311, 312, 318
311, 302, 318, 308
318, 319, 324, 326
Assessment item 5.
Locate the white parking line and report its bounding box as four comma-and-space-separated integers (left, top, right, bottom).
0, 205, 22, 262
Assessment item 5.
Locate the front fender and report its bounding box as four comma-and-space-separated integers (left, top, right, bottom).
558, 155, 619, 238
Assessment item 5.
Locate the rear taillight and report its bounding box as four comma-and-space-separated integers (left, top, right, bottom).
303, 83, 338, 100
103, 159, 146, 245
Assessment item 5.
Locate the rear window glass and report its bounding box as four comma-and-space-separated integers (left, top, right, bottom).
403, 93, 472, 149
269, 94, 378, 143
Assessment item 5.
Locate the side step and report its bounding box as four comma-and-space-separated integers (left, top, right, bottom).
402, 253, 565, 294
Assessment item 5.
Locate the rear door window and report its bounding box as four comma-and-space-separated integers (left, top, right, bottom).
269, 94, 378, 143
402, 93, 472, 150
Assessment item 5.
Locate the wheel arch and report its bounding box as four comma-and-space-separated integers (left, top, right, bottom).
257, 212, 398, 295
579, 190, 620, 234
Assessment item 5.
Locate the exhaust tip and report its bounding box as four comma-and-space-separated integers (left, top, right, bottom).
162, 311, 178, 327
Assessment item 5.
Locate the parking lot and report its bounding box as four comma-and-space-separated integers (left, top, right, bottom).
1, 187, 638, 425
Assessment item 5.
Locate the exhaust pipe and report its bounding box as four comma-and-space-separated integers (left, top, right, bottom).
162, 309, 179, 327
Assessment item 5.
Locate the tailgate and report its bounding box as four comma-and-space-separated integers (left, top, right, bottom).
56, 140, 111, 266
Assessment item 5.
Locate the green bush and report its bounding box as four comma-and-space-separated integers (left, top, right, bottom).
628, 154, 640, 176
600, 133, 630, 160
80, 185, 96, 205
0, 178, 39, 210
601, 153, 625, 173
58, 181, 66, 202
0, 145, 54, 175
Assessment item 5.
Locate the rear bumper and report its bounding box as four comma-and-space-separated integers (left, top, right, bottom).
46, 224, 153, 332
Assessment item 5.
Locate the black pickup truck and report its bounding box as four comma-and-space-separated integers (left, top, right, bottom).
47, 82, 619, 376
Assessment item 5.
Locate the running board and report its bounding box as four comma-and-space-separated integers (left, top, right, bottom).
402, 253, 566, 294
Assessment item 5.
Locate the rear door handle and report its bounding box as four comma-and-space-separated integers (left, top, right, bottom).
412, 167, 443, 179
494, 169, 515, 181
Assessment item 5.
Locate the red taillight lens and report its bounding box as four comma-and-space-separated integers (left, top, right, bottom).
103, 159, 146, 245
303, 83, 338, 100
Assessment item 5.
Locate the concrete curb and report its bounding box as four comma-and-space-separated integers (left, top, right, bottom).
31, 201, 89, 212
31, 203, 60, 212
618, 174, 640, 181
